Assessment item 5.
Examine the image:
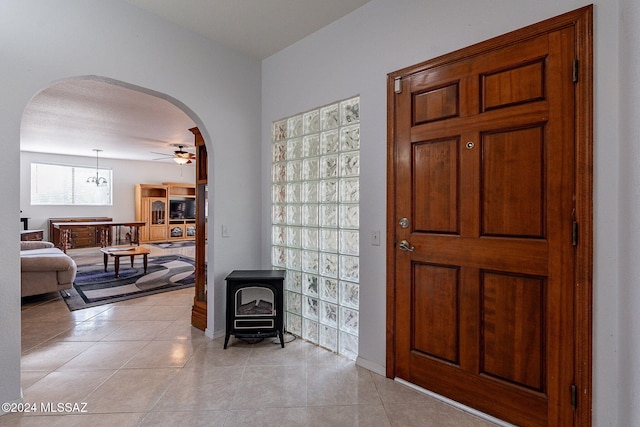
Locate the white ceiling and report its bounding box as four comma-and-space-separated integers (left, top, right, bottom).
20, 1, 371, 162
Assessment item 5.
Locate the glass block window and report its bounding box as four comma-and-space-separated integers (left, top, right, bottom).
272, 96, 360, 360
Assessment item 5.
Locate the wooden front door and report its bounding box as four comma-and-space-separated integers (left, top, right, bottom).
387, 7, 592, 427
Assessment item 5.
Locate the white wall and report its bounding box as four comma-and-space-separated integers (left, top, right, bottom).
1, 0, 262, 411
262, 0, 623, 425
618, 0, 640, 425
20, 151, 195, 240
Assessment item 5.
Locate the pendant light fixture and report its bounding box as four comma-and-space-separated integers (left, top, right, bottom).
87, 149, 108, 186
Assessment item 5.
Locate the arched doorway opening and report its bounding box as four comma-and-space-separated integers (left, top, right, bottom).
20, 75, 210, 330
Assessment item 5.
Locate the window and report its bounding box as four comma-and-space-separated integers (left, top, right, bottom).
272, 96, 360, 359
31, 162, 112, 205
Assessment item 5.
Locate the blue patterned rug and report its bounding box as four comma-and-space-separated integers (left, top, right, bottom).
62, 255, 195, 311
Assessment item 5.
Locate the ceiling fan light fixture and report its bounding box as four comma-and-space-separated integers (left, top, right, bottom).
173, 156, 190, 165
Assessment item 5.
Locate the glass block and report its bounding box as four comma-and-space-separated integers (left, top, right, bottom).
320, 324, 338, 351
320, 229, 338, 253
339, 178, 360, 203
303, 296, 319, 321
286, 205, 301, 225
339, 230, 359, 255
287, 115, 303, 138
286, 291, 302, 315
339, 331, 358, 360
301, 252, 319, 275
302, 205, 318, 227
320, 204, 338, 227
320, 155, 338, 178
320, 130, 339, 154
286, 313, 302, 337
272, 225, 286, 246
320, 103, 340, 130
320, 253, 338, 278
286, 248, 301, 270
303, 134, 320, 157
339, 306, 359, 335
339, 152, 359, 177
340, 281, 359, 309
286, 183, 301, 203
272, 246, 286, 267
339, 205, 359, 229
286, 161, 301, 182
273, 119, 287, 141
319, 180, 338, 203
301, 228, 319, 250
302, 273, 319, 296
340, 124, 360, 151
302, 182, 318, 203
272, 163, 286, 183
340, 255, 359, 282
302, 158, 319, 180
340, 97, 360, 125
272, 184, 286, 204
286, 226, 301, 248
303, 109, 320, 135
287, 138, 302, 159
273, 141, 286, 162
303, 318, 319, 344
320, 277, 338, 303
272, 205, 286, 224
287, 270, 302, 292
320, 301, 338, 327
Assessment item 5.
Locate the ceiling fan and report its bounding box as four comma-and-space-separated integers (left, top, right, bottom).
152, 144, 196, 165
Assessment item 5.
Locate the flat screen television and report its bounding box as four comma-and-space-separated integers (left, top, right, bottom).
169, 198, 196, 219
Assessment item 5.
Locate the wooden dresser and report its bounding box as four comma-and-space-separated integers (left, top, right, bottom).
49, 217, 112, 249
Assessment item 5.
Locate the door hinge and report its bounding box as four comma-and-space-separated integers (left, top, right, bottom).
394, 77, 402, 94
572, 58, 579, 83
572, 221, 579, 246
571, 384, 577, 410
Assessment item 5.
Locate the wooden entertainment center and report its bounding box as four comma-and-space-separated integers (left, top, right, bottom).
134, 182, 196, 243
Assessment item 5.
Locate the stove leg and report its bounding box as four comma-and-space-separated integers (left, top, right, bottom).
224, 333, 230, 349
278, 330, 285, 348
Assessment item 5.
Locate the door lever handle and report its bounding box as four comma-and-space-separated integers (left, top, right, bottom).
399, 240, 415, 252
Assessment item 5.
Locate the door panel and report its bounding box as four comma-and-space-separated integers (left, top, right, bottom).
387, 9, 593, 426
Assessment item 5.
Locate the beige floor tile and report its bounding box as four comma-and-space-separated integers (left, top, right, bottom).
153, 365, 245, 412
21, 370, 115, 407
371, 372, 437, 405
21, 341, 95, 371
123, 340, 198, 368
152, 319, 207, 342
224, 407, 310, 427
47, 319, 128, 342
243, 336, 309, 367
85, 368, 179, 413
56, 341, 149, 370
383, 402, 499, 427
0, 413, 147, 427
139, 410, 228, 427
307, 364, 381, 406
231, 365, 307, 409
185, 339, 252, 368
306, 404, 392, 427
99, 320, 173, 341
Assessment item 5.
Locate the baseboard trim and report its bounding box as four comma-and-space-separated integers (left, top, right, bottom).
394, 378, 516, 427
355, 356, 386, 376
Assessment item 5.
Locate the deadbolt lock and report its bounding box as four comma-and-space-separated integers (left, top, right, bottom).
399, 218, 409, 229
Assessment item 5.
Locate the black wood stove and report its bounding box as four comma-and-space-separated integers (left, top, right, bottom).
224, 270, 286, 348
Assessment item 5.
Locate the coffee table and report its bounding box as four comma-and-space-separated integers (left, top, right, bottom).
100, 246, 150, 278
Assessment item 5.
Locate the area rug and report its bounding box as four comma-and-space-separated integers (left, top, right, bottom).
62, 255, 195, 311
149, 241, 196, 249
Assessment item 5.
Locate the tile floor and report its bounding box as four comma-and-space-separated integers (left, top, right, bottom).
3, 245, 502, 427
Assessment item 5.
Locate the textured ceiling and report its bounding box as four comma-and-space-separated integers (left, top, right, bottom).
21, 1, 371, 162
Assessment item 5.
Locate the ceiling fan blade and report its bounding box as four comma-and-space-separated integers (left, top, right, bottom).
150, 151, 173, 157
